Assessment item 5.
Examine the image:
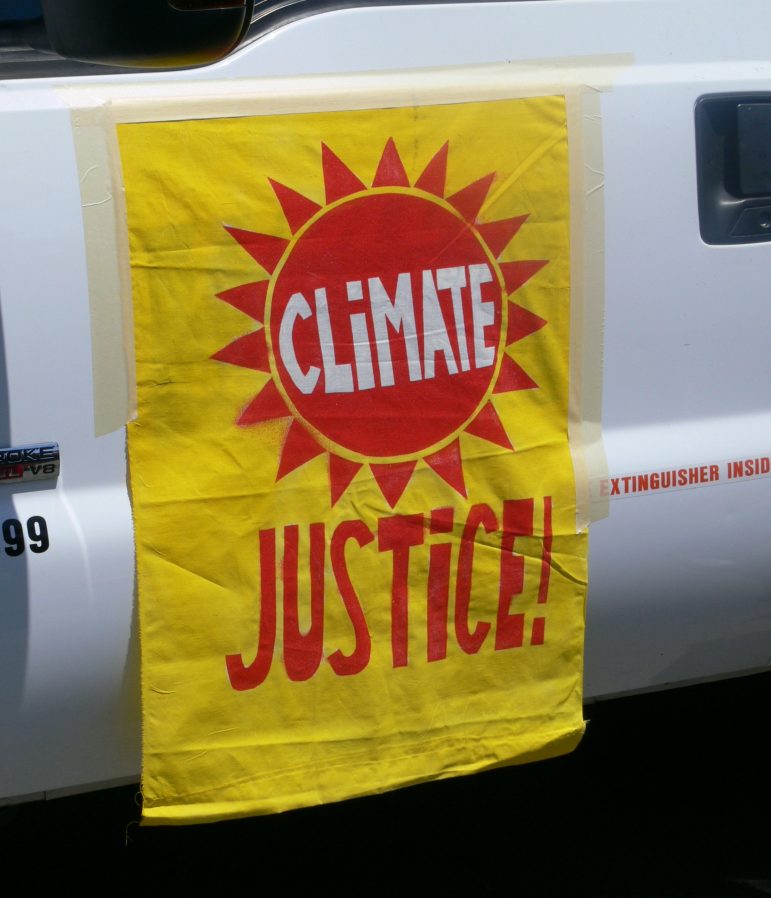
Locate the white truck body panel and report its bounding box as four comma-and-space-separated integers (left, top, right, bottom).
1, 0, 769, 801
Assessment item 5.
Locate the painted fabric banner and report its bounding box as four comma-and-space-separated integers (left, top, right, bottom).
118, 95, 588, 824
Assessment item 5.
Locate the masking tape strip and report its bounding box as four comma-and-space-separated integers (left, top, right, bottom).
70, 101, 137, 435
568, 85, 609, 528
63, 54, 631, 523
62, 54, 630, 122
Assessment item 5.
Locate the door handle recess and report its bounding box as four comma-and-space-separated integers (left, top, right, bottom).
696, 94, 771, 244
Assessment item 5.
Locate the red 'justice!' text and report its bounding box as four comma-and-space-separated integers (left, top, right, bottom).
226, 497, 553, 690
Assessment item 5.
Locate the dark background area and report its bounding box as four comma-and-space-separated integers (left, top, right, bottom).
3, 671, 770, 895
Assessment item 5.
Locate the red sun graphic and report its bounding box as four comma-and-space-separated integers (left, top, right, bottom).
213, 139, 548, 508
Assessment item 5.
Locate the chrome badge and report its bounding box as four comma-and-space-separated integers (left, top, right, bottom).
0, 443, 60, 484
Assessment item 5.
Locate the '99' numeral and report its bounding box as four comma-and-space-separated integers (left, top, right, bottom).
2, 516, 49, 556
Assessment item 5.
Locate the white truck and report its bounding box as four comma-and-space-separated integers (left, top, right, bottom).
1, 0, 769, 806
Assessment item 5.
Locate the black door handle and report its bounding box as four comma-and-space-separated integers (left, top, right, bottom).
696, 94, 771, 244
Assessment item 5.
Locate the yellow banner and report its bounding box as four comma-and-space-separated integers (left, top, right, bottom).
119, 95, 588, 824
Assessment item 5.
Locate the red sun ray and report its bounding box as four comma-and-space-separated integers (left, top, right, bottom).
464, 402, 513, 450
506, 303, 548, 346
373, 138, 410, 188
414, 141, 448, 197
238, 380, 292, 426
212, 329, 269, 372
424, 440, 467, 497
500, 259, 549, 296
370, 460, 417, 509
447, 172, 495, 223
321, 143, 367, 204
494, 354, 539, 394
276, 420, 325, 480
476, 215, 529, 258
268, 179, 322, 234
216, 281, 268, 323
329, 454, 363, 506
225, 226, 289, 275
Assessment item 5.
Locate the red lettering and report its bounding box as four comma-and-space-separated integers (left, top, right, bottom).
226, 529, 277, 691
283, 523, 325, 682
328, 520, 373, 677
228, 495, 559, 687
378, 514, 425, 668
455, 504, 495, 655
530, 501, 551, 642
538, 496, 553, 605
427, 508, 454, 662
495, 499, 533, 650
530, 616, 546, 646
